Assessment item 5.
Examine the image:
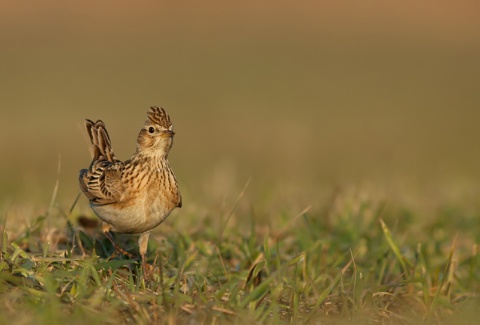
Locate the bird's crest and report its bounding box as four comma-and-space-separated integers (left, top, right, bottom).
146, 107, 172, 128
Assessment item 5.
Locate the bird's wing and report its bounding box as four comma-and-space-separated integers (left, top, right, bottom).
79, 161, 126, 205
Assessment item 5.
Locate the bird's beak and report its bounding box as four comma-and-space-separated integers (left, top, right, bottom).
162, 130, 175, 138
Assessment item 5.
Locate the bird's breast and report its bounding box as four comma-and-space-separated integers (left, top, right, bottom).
90, 190, 175, 234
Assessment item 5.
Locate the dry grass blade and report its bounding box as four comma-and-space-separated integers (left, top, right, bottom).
274, 205, 312, 241
218, 177, 251, 240
243, 253, 265, 290
426, 234, 458, 324
47, 154, 62, 217
211, 306, 236, 316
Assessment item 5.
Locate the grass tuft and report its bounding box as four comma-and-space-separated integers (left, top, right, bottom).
0, 185, 479, 324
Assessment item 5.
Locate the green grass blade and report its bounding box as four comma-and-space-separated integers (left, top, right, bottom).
380, 219, 408, 278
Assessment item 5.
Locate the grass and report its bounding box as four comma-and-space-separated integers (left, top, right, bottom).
1, 180, 479, 324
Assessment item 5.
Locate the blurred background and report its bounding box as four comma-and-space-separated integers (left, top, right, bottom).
1, 0, 480, 216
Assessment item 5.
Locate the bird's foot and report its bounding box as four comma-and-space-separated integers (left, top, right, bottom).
141, 255, 156, 279
103, 231, 135, 259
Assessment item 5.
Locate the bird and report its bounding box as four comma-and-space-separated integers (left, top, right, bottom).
79, 106, 182, 274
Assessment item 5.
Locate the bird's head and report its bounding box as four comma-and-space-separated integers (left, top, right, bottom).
137, 106, 175, 156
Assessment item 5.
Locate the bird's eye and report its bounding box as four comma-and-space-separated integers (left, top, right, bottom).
148, 127, 155, 134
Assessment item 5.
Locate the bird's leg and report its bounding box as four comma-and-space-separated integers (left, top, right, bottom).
102, 223, 134, 259
138, 232, 150, 277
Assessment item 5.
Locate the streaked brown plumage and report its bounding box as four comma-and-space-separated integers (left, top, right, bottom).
79, 107, 181, 272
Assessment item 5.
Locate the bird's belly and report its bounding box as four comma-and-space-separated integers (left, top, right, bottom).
91, 196, 173, 234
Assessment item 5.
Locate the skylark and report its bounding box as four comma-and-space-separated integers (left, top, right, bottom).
79, 107, 182, 272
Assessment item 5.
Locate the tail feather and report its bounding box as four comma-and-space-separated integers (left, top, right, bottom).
85, 119, 118, 163
80, 119, 123, 204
